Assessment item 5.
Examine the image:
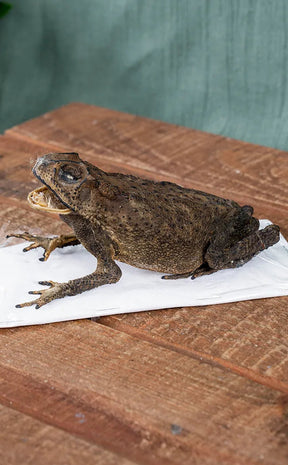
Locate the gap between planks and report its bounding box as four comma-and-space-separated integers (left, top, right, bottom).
97, 317, 288, 396
0, 403, 135, 465
1, 320, 266, 465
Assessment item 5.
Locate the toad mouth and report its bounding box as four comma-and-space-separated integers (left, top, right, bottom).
27, 186, 71, 214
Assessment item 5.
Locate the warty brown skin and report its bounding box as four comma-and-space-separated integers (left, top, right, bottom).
8, 152, 280, 308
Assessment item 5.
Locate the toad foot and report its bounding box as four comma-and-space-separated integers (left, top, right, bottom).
7, 232, 78, 261
16, 281, 67, 309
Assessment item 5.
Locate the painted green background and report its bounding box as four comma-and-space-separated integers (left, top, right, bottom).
0, 0, 288, 150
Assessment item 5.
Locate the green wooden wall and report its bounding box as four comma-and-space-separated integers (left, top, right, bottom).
1, 0, 288, 150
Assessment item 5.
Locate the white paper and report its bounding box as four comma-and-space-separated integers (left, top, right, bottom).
1, 220, 287, 328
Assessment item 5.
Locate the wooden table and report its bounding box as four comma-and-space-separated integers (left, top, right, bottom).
0, 103, 288, 465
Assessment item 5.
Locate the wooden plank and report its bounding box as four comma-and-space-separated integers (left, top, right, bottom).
0, 321, 288, 465
1, 104, 287, 390
0, 404, 135, 465
1, 103, 288, 464
99, 301, 288, 387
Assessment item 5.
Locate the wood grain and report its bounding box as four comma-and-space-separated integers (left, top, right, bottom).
1, 103, 288, 464
100, 299, 288, 387
0, 404, 135, 465
0, 321, 288, 465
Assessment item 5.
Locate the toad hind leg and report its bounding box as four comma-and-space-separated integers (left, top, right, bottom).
16, 258, 122, 309
7, 232, 79, 261
162, 224, 280, 280
193, 223, 280, 278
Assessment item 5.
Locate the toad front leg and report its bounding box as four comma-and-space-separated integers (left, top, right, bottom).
7, 232, 79, 261
16, 215, 122, 309
16, 256, 122, 309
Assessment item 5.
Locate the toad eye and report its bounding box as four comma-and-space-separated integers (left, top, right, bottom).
58, 165, 83, 184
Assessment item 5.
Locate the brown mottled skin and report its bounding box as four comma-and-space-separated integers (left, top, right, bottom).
8, 152, 280, 308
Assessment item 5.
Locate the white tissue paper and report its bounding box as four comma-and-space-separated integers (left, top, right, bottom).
0, 220, 287, 328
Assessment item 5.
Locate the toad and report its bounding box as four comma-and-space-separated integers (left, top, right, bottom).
8, 152, 280, 308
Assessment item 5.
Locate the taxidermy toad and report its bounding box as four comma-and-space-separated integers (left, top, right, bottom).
8, 152, 280, 309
